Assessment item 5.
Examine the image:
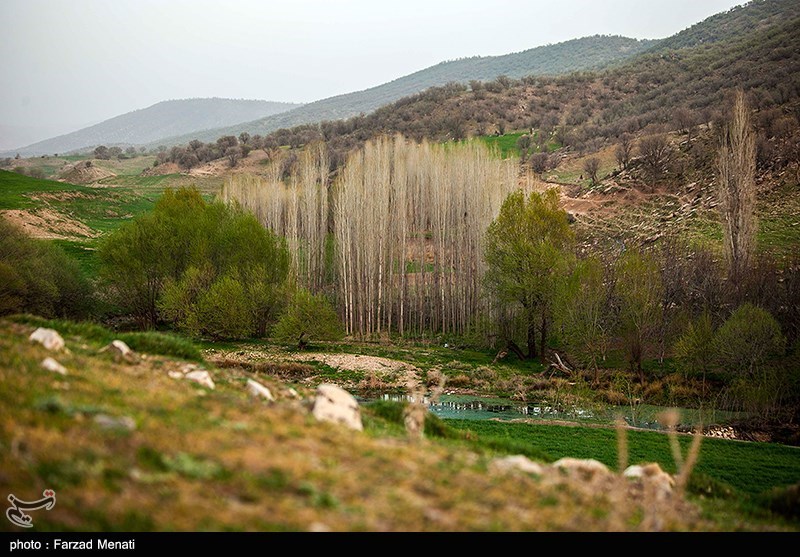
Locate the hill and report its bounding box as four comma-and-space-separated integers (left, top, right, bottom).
152, 35, 656, 147
6, 98, 302, 157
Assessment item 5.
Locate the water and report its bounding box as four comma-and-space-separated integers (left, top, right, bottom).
364, 392, 747, 431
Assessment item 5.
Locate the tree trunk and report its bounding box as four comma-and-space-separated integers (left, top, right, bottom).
507, 340, 527, 361
527, 317, 538, 359
539, 310, 548, 365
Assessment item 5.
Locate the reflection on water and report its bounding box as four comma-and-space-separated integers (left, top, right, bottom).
364, 393, 745, 431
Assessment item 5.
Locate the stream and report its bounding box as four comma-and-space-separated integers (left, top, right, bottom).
363, 392, 749, 431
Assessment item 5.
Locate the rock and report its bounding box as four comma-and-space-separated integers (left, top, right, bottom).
246, 379, 275, 401
185, 370, 215, 390
102, 339, 138, 364
552, 458, 610, 479
490, 455, 544, 476
286, 388, 299, 398
93, 414, 136, 431
29, 328, 65, 351
168, 371, 183, 379
41, 357, 67, 375
311, 383, 362, 431
624, 463, 674, 497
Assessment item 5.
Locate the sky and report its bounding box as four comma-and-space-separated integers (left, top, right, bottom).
0, 0, 746, 150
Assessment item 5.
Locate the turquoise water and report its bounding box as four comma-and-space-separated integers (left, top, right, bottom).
363, 393, 749, 431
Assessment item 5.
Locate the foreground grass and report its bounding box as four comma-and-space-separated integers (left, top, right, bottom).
1, 318, 798, 531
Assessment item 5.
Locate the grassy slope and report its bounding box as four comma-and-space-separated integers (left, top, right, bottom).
1, 318, 798, 532
0, 168, 222, 276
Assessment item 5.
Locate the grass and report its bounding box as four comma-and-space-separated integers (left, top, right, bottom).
1, 316, 798, 531
9, 315, 204, 362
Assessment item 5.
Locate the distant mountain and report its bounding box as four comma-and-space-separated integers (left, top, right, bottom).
153, 35, 657, 147
231, 0, 799, 162
6, 98, 301, 156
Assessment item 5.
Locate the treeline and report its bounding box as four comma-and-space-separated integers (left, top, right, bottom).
223, 136, 519, 338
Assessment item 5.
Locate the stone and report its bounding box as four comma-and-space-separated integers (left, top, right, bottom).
168, 371, 183, 379
311, 383, 362, 431
41, 357, 67, 375
185, 370, 215, 390
246, 379, 275, 401
103, 339, 138, 363
552, 457, 610, 479
624, 463, 674, 497
29, 328, 65, 351
93, 414, 136, 431
490, 455, 544, 476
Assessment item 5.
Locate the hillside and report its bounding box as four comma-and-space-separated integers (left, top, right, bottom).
152, 35, 656, 147
6, 98, 301, 157
2, 316, 799, 531
242, 0, 799, 176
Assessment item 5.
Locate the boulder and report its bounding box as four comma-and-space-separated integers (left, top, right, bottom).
41, 357, 67, 375
102, 339, 138, 364
624, 463, 674, 497
490, 455, 545, 476
185, 370, 215, 390
29, 328, 65, 351
552, 457, 610, 479
246, 379, 275, 401
311, 383, 362, 431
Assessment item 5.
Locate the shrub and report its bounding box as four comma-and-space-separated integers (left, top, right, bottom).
194, 275, 253, 340
272, 289, 344, 349
713, 303, 785, 376
0, 218, 92, 319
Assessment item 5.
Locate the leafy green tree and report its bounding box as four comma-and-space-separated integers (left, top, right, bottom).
614, 249, 663, 381
484, 188, 574, 361
674, 311, 715, 393
194, 274, 254, 340
273, 289, 344, 349
713, 303, 785, 378
557, 256, 614, 381
99, 187, 290, 331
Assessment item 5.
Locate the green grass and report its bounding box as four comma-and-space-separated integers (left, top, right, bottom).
0, 169, 91, 210
444, 419, 800, 495
9, 315, 204, 362
478, 133, 525, 158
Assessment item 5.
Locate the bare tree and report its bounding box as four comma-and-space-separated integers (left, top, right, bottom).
638, 134, 671, 186
615, 134, 633, 170
583, 157, 600, 186
716, 90, 756, 291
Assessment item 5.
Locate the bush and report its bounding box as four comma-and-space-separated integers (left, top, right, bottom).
272, 289, 344, 349
0, 218, 92, 319
99, 187, 290, 333
713, 303, 785, 376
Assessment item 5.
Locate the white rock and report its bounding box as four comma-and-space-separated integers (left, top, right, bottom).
246, 379, 275, 401
168, 371, 184, 379
624, 463, 674, 496
312, 383, 363, 431
29, 328, 65, 351
103, 339, 138, 363
490, 455, 545, 476
41, 357, 67, 375
111, 339, 132, 356
552, 457, 610, 478
185, 370, 215, 389
93, 414, 136, 431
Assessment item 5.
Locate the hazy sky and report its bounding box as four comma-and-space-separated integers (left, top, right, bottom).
1, 0, 745, 149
